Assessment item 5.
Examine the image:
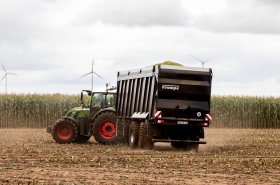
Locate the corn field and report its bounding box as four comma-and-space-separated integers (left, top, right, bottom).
0, 94, 279, 128
211, 96, 280, 128
0, 94, 79, 128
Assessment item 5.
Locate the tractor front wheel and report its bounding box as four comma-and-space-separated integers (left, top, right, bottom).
52, 119, 78, 144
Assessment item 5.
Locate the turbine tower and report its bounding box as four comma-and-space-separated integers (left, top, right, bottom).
81, 59, 104, 91
1, 64, 17, 94
189, 55, 210, 68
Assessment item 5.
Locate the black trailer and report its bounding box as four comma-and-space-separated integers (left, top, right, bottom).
116, 65, 213, 150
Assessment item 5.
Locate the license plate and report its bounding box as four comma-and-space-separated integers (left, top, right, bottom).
177, 121, 188, 125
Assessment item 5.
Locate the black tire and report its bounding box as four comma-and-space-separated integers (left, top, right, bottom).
76, 135, 91, 143
116, 119, 130, 144
128, 122, 139, 148
52, 118, 78, 144
93, 112, 117, 144
138, 122, 153, 149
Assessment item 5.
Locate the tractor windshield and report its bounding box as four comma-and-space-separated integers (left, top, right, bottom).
92, 93, 106, 108
91, 93, 116, 109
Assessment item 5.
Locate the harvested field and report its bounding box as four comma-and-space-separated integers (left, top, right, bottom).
0, 128, 279, 185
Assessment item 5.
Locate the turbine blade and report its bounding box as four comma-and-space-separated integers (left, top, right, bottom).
189, 55, 204, 63
1, 64, 6, 73
81, 71, 92, 78
1, 74, 7, 81
7, 73, 17, 75
92, 70, 104, 79
205, 57, 213, 63
81, 70, 103, 79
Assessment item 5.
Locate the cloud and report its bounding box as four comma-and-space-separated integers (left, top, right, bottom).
254, 0, 280, 6
78, 0, 188, 26
0, 0, 279, 96
194, 0, 280, 34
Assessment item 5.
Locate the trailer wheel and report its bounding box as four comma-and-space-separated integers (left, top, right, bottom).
52, 119, 78, 144
128, 122, 139, 148
138, 122, 153, 149
93, 112, 117, 144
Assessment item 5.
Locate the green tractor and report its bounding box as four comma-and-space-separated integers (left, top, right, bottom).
47, 90, 117, 144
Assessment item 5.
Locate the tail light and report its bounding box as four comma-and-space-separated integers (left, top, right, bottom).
157, 120, 165, 124
200, 122, 209, 127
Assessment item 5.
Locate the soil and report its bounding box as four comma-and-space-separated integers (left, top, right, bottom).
0, 128, 279, 185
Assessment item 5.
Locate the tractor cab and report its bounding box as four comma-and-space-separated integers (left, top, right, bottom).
80, 90, 116, 116
90, 92, 116, 109
88, 91, 116, 116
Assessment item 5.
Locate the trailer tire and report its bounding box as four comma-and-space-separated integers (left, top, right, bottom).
93, 112, 117, 144
128, 122, 139, 148
138, 122, 153, 149
52, 118, 78, 144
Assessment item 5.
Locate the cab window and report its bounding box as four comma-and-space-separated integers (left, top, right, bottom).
106, 94, 116, 107
91, 93, 105, 108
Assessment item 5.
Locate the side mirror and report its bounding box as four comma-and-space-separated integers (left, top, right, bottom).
80, 92, 84, 106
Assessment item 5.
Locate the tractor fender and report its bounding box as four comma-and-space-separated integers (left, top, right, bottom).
62, 116, 77, 124
92, 107, 116, 121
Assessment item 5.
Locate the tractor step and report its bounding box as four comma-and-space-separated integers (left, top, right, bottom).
47, 126, 52, 133
152, 139, 206, 144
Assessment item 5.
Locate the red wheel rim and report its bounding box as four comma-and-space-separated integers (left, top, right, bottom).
57, 124, 73, 140
99, 121, 116, 139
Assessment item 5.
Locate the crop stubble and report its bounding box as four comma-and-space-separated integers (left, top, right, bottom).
0, 128, 279, 185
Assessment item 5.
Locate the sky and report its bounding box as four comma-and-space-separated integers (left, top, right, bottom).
0, 0, 279, 96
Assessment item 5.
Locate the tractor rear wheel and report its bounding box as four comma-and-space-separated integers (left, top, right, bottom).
52, 119, 78, 144
93, 112, 117, 144
128, 122, 139, 148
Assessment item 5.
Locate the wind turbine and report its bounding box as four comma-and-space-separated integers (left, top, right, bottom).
1, 64, 17, 94
189, 55, 210, 68
81, 59, 104, 91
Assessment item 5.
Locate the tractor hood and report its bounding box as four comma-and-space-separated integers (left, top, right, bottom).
65, 106, 90, 118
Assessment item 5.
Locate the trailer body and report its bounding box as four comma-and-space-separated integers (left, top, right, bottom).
116, 65, 213, 149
